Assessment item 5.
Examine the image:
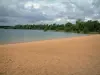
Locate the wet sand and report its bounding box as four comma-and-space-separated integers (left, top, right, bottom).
0, 35, 100, 75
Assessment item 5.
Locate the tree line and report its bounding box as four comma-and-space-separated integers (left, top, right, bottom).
0, 20, 100, 34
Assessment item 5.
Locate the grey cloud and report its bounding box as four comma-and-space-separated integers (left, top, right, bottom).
0, 0, 100, 25
92, 0, 100, 7
62, 0, 100, 20
0, 0, 49, 25
0, 17, 8, 23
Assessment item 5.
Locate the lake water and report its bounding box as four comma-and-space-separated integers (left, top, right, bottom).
0, 29, 87, 44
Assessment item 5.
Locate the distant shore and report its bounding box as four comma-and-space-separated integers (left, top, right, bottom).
0, 34, 100, 75
0, 19, 100, 34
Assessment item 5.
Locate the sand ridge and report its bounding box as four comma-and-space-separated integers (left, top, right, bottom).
0, 35, 100, 75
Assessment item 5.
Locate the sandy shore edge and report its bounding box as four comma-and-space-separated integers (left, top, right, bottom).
0, 34, 100, 75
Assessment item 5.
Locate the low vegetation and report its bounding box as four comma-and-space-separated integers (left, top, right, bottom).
0, 19, 100, 34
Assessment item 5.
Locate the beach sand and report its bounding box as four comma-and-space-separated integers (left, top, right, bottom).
0, 35, 100, 75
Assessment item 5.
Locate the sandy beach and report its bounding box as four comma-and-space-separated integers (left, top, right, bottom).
0, 35, 100, 75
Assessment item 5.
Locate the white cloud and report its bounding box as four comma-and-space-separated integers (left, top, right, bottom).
24, 1, 40, 9
84, 17, 92, 21
55, 18, 61, 22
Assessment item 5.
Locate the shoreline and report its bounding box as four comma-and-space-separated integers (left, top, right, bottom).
0, 34, 90, 46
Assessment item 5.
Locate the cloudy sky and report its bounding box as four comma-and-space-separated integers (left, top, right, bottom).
0, 0, 100, 25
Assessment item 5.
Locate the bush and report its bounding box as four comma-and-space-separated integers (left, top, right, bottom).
83, 27, 89, 34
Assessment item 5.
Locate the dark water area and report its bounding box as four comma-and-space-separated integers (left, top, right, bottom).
0, 29, 87, 44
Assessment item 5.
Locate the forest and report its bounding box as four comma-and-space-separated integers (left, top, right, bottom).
0, 19, 100, 34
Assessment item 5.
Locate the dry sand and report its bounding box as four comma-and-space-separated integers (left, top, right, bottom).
0, 35, 100, 75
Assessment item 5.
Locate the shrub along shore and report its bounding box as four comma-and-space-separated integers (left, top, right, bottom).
0, 20, 100, 34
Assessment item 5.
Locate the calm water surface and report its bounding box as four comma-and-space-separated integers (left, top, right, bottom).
0, 29, 87, 44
